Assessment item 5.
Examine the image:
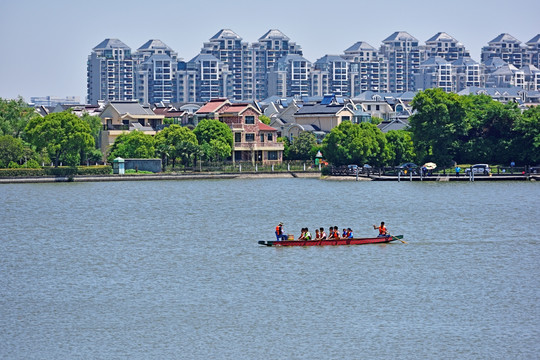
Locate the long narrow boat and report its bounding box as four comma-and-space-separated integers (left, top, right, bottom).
258, 235, 404, 247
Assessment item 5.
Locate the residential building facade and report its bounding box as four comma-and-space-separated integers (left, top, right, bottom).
87, 31, 540, 105
87, 39, 134, 105
195, 99, 284, 164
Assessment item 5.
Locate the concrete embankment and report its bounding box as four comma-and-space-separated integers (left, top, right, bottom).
0, 171, 322, 184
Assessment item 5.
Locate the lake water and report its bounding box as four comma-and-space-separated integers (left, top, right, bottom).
0, 179, 539, 359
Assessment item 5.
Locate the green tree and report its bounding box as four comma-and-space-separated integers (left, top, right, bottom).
107, 130, 155, 162
0, 97, 38, 138
289, 132, 317, 160
155, 124, 199, 167
462, 98, 520, 164
512, 105, 540, 164
259, 115, 271, 125
277, 136, 291, 160
322, 121, 388, 167
25, 111, 94, 167
0, 135, 25, 168
193, 119, 233, 161
409, 89, 467, 166
81, 113, 102, 144
385, 130, 416, 166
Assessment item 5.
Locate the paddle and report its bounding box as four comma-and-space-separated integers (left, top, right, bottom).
372, 224, 407, 244
389, 233, 407, 244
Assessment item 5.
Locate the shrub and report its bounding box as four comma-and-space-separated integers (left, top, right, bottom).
25, 159, 41, 169
43, 167, 78, 176
76, 165, 112, 175
0, 168, 45, 177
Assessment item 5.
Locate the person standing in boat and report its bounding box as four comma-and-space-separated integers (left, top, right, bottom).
373, 222, 388, 237
275, 222, 287, 241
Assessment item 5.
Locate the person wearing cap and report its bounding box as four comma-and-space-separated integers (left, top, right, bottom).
275, 222, 287, 241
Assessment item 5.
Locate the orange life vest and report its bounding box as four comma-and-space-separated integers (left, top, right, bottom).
378, 226, 387, 235
276, 225, 282, 235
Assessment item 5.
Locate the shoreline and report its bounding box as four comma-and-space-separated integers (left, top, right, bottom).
0, 171, 322, 184
0, 172, 537, 184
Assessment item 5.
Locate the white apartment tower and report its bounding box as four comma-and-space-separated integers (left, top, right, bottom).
200, 29, 253, 101
342, 41, 389, 96
87, 39, 134, 105
379, 31, 422, 92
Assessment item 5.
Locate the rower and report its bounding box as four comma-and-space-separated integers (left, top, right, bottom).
275, 222, 287, 241
373, 222, 388, 237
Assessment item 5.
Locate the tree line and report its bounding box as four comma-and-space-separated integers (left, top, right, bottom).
1, 92, 538, 170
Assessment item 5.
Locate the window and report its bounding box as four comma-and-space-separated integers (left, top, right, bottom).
267, 133, 273, 141
245, 115, 255, 124
268, 151, 278, 160
342, 116, 350, 122
245, 133, 255, 142
235, 132, 241, 143
260, 134, 265, 143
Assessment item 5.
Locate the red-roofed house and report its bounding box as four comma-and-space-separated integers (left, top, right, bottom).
196, 100, 283, 164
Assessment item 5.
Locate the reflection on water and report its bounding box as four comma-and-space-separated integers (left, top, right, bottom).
1, 180, 539, 359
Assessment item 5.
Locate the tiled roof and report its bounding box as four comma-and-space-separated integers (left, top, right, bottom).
188, 53, 220, 63
421, 56, 450, 66
344, 41, 376, 53
527, 34, 540, 44
258, 123, 278, 131
210, 29, 241, 41
489, 33, 520, 44
258, 29, 289, 41
142, 54, 173, 64
426, 32, 458, 43
383, 31, 418, 43
93, 38, 130, 50
315, 55, 347, 64
109, 101, 155, 116
196, 99, 229, 114
138, 39, 172, 51
295, 103, 346, 115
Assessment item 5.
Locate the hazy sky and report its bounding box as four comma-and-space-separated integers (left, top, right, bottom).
1, 0, 538, 102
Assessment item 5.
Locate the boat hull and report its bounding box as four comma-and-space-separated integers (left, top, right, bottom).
258, 235, 403, 247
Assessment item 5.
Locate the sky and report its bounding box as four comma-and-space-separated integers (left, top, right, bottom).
1, 0, 538, 102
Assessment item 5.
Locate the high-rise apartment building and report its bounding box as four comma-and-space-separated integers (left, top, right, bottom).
200, 29, 253, 101
525, 34, 540, 68
251, 29, 303, 100
87, 39, 134, 105
342, 41, 389, 96
424, 32, 470, 61
134, 40, 178, 105
452, 57, 484, 92
311, 55, 349, 97
268, 54, 311, 98
379, 31, 422, 92
177, 54, 232, 102
415, 57, 454, 92
481, 33, 525, 68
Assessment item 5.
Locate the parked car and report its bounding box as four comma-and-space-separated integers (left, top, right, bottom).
397, 162, 418, 174
531, 165, 540, 174
465, 164, 490, 175
348, 164, 358, 174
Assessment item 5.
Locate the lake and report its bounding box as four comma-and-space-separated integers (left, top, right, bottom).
0, 179, 539, 359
